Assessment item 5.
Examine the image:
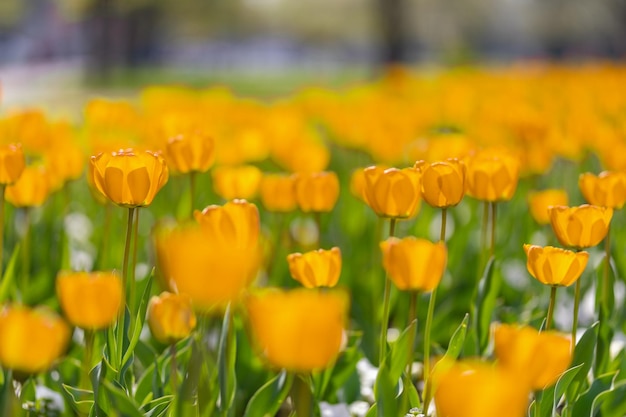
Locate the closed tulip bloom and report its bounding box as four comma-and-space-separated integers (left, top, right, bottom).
434, 360, 529, 417
293, 171, 340, 213
90, 149, 169, 208
465, 150, 520, 202
349, 168, 367, 202
528, 189, 568, 225
494, 324, 572, 390
212, 165, 262, 200
287, 247, 341, 288
56, 271, 123, 330
148, 292, 197, 344
259, 173, 297, 212
579, 171, 626, 209
44, 145, 85, 191
414, 159, 466, 208
380, 237, 447, 292
0, 143, 25, 185
5, 165, 50, 207
166, 131, 215, 174
0, 305, 70, 374
523, 244, 588, 287
549, 205, 613, 249
246, 288, 348, 372
362, 166, 421, 219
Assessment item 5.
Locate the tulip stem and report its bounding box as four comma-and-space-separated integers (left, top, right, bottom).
481, 201, 489, 253
82, 330, 95, 389
189, 172, 197, 218
117, 207, 135, 370
379, 218, 396, 365
601, 226, 611, 320
97, 203, 112, 270
0, 185, 4, 276
170, 343, 178, 395
405, 291, 419, 388
20, 207, 31, 299
572, 278, 581, 354
490, 202, 496, 257
546, 286, 557, 331
130, 208, 140, 313
314, 211, 322, 248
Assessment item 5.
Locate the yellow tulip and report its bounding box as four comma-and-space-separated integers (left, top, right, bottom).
293, 171, 340, 213
380, 237, 447, 292
414, 159, 466, 208
528, 189, 568, 225
245, 288, 348, 372
362, 166, 420, 219
0, 305, 70, 374
434, 360, 529, 417
259, 173, 297, 212
579, 171, 626, 209
349, 168, 367, 202
493, 323, 572, 390
465, 149, 520, 202
166, 131, 215, 174
0, 143, 25, 185
287, 247, 341, 288
56, 271, 123, 330
43, 144, 85, 191
90, 149, 169, 208
147, 292, 197, 344
523, 244, 588, 287
212, 165, 262, 200
5, 165, 51, 208
549, 205, 613, 249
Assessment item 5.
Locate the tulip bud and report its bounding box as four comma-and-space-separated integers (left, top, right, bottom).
259, 173, 297, 212
527, 189, 568, 225
549, 205, 612, 249
465, 149, 520, 202
523, 244, 588, 287
414, 159, 466, 208
212, 165, 262, 200
579, 171, 626, 209
0, 143, 26, 185
166, 131, 215, 174
148, 292, 197, 344
5, 165, 51, 208
293, 171, 340, 213
287, 247, 341, 288
362, 166, 420, 219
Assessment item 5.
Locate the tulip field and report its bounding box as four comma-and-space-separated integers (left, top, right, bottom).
2, 64, 626, 417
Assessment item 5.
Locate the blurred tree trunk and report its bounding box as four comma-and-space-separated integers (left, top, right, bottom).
377, 0, 408, 65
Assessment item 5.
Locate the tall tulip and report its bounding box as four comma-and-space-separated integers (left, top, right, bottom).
414, 159, 465, 209
362, 166, 421, 219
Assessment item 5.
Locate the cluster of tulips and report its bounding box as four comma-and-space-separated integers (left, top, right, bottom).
0, 63, 625, 417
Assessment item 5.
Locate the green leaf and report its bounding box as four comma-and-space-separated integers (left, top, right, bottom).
534, 364, 584, 417
121, 273, 153, 368
62, 384, 94, 414
243, 371, 294, 417
217, 304, 237, 415
103, 380, 143, 417
443, 313, 469, 361
0, 244, 19, 302
570, 372, 614, 417
315, 331, 363, 401
567, 323, 598, 403
475, 257, 498, 353
596, 379, 626, 417
389, 319, 417, 384
375, 359, 398, 417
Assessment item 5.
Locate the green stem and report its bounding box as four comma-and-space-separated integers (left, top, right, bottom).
572, 278, 581, 354
82, 330, 95, 389
129, 208, 140, 313
314, 211, 322, 248
170, 343, 178, 395
481, 201, 489, 253
379, 217, 396, 365
602, 226, 611, 318
440, 208, 447, 242
0, 185, 5, 276
97, 203, 112, 270
116, 207, 135, 370
546, 286, 557, 331
290, 374, 313, 417
405, 291, 419, 386
189, 172, 197, 218
20, 207, 31, 299
490, 202, 496, 258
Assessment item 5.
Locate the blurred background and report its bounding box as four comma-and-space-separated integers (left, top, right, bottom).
2, 0, 626, 110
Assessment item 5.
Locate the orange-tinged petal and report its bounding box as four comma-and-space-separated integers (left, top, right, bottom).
259, 173, 297, 212
579, 171, 626, 209
287, 247, 341, 288
523, 244, 588, 287
528, 189, 568, 225
549, 205, 612, 249
293, 171, 340, 213
416, 159, 466, 208
212, 165, 262, 200
363, 166, 420, 218
0, 143, 25, 185
148, 292, 197, 344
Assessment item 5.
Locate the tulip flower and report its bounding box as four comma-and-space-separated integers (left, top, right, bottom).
523, 244, 588, 287
0, 305, 70, 374
528, 189, 568, 225
380, 237, 447, 292
434, 360, 529, 417
414, 159, 466, 208
165, 131, 215, 175
293, 171, 340, 213
579, 171, 626, 209
349, 168, 367, 202
56, 271, 123, 330
362, 166, 420, 219
0, 143, 26, 185
259, 173, 297, 212
493, 324, 572, 390
90, 149, 169, 208
548, 205, 612, 249
245, 288, 348, 372
147, 292, 197, 344
212, 165, 262, 200
465, 149, 520, 202
5, 165, 50, 208
287, 247, 341, 288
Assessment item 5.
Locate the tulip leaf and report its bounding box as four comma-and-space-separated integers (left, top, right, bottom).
570, 371, 615, 417
121, 273, 153, 369
374, 357, 399, 417
595, 257, 616, 375
443, 313, 469, 361
62, 384, 94, 414
595, 379, 626, 417
314, 331, 362, 402
389, 319, 417, 384
532, 363, 584, 417
217, 304, 237, 416
0, 244, 19, 303
567, 323, 598, 403
143, 395, 173, 417
243, 370, 293, 417
102, 380, 143, 417
475, 256, 498, 354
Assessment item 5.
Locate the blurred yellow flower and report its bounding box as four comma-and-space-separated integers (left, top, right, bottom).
362, 166, 420, 219
0, 143, 25, 185
0, 305, 70, 374
380, 237, 447, 292
5, 165, 50, 207
523, 244, 588, 287
259, 173, 297, 212
434, 360, 529, 417
56, 271, 123, 330
287, 247, 341, 288
165, 131, 215, 175
493, 323, 572, 390
549, 205, 613, 249
212, 165, 262, 200
148, 292, 197, 344
414, 159, 465, 208
579, 171, 626, 209
293, 171, 340, 213
245, 288, 348, 372
528, 189, 568, 225
43, 144, 85, 192
465, 149, 520, 202
90, 149, 169, 208
349, 168, 367, 202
